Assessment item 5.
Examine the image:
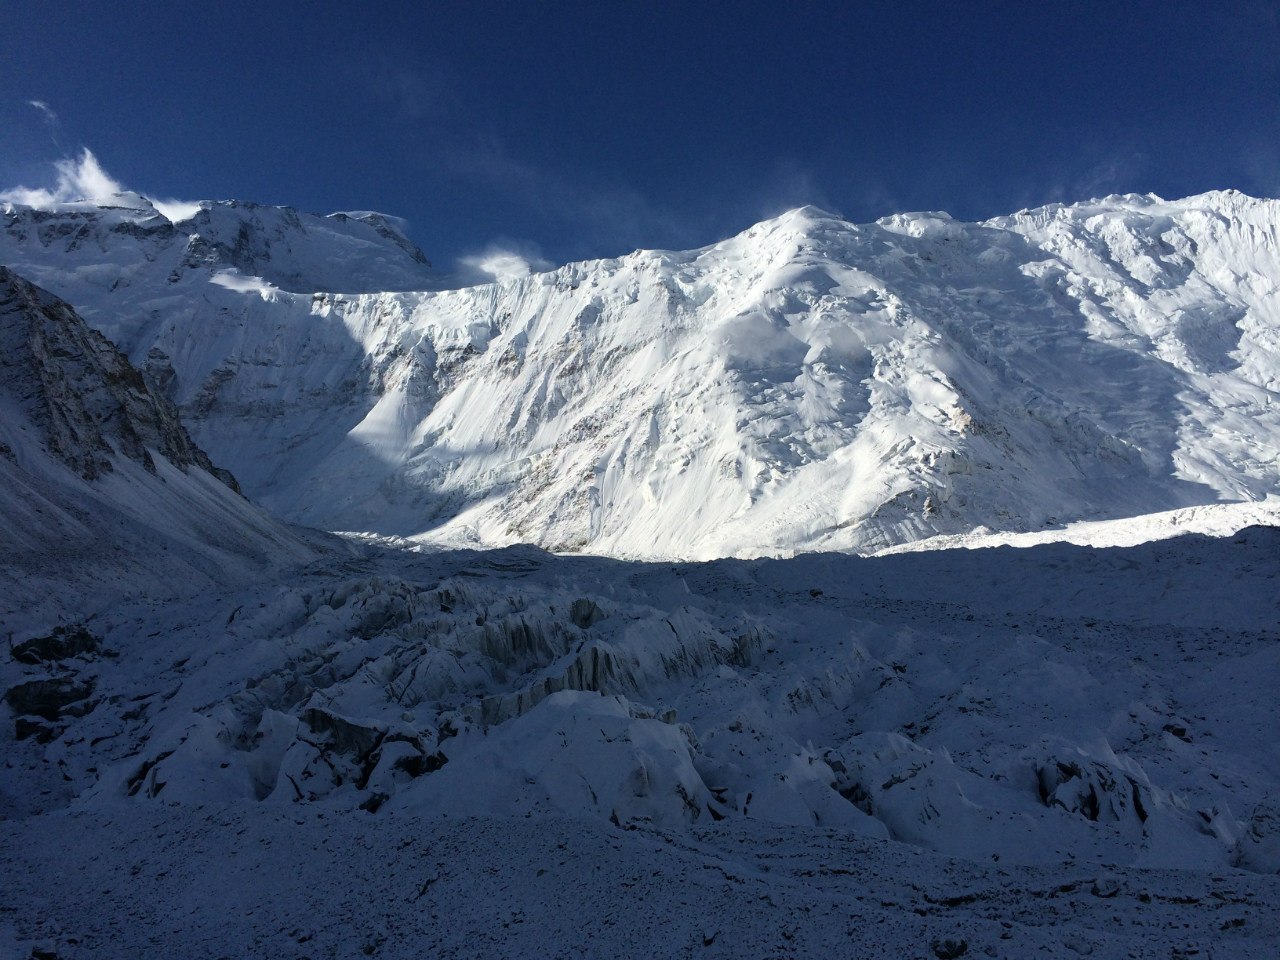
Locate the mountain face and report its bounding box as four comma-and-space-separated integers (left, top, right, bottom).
0, 267, 317, 632
3, 190, 1278, 558
4, 194, 1280, 958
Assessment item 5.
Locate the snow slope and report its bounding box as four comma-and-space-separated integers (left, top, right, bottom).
4, 190, 1278, 558
7, 807, 1278, 959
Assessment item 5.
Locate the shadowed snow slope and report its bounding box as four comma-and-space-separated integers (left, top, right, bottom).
0, 268, 320, 634
4, 190, 1279, 557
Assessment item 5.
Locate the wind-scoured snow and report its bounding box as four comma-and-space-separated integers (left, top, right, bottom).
4, 190, 1278, 557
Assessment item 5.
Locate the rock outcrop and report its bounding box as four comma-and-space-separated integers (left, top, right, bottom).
0, 266, 238, 488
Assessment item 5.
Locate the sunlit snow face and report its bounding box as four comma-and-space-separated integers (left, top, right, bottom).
149, 197, 204, 222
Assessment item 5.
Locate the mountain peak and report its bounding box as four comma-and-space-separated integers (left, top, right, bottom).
785, 203, 844, 221
0, 192, 438, 302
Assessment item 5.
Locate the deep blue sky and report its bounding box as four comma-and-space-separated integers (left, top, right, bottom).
2, 1, 1277, 269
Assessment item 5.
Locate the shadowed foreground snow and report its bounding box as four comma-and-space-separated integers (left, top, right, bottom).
3, 532, 1278, 958
5, 806, 1278, 959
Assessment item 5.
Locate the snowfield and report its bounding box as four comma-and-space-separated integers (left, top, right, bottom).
1, 189, 1278, 957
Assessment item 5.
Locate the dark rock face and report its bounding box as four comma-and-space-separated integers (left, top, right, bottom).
11, 625, 100, 665
0, 266, 239, 490
1034, 756, 1150, 825
931, 938, 968, 959
5, 677, 95, 723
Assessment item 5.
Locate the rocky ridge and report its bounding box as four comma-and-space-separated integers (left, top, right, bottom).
0, 267, 320, 633
0, 266, 236, 487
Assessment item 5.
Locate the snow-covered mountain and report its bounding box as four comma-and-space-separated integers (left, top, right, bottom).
0, 267, 318, 633
0, 191, 435, 301
4, 189, 1279, 557
3, 190, 1280, 958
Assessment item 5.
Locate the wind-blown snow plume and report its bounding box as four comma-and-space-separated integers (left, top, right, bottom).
27, 100, 58, 124
457, 242, 552, 282
0, 148, 124, 207
27, 99, 62, 150
1, 146, 201, 221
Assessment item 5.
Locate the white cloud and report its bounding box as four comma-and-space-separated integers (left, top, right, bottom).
28, 100, 59, 126
0, 148, 124, 207
457, 243, 553, 283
